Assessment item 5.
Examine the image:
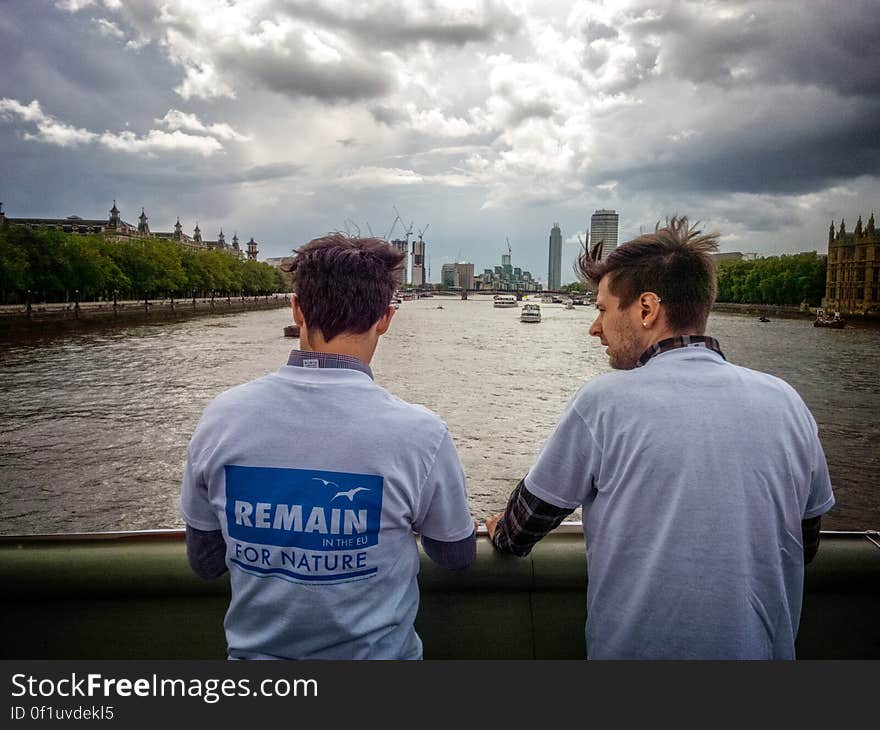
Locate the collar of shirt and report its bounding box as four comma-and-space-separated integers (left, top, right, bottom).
286, 350, 374, 379
636, 335, 726, 367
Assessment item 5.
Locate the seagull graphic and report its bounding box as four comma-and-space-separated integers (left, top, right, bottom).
331, 487, 370, 502
312, 478, 339, 488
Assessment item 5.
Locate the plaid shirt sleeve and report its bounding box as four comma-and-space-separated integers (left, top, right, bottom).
491, 480, 575, 557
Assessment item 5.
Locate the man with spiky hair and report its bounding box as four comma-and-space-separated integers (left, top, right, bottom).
182, 234, 475, 660
486, 217, 834, 659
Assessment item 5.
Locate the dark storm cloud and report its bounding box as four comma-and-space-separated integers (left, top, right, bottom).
506, 100, 556, 127
217, 46, 393, 103
369, 104, 408, 126
278, 0, 522, 47
610, 101, 880, 197
581, 1, 880, 204
0, 3, 179, 131
630, 0, 880, 98
102, 161, 304, 187
95, 0, 520, 105
579, 19, 618, 44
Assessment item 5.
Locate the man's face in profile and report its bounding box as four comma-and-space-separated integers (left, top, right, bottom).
588, 276, 644, 370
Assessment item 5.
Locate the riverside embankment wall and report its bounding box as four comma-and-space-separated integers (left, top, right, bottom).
711, 302, 815, 319
0, 295, 291, 337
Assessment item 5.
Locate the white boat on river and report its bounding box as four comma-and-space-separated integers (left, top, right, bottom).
493, 294, 518, 308
520, 303, 541, 322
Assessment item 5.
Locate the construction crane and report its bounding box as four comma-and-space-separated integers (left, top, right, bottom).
386, 213, 401, 241
506, 236, 511, 256
418, 223, 430, 242
344, 218, 361, 237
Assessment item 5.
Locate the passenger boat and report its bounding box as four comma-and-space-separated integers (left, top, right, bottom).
283, 324, 300, 337
520, 303, 542, 322
1, 526, 877, 659
814, 309, 845, 328
493, 294, 518, 308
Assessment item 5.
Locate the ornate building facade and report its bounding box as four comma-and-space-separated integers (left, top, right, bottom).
826, 213, 879, 314
0, 201, 254, 260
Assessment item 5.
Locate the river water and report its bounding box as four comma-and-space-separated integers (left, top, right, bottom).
1, 297, 877, 534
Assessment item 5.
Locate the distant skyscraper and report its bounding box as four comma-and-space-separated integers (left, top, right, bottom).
440, 263, 456, 287
590, 209, 619, 259
390, 238, 409, 287
548, 222, 562, 290
454, 262, 474, 290
411, 238, 426, 286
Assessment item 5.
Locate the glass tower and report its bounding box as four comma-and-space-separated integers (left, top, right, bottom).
548, 223, 562, 290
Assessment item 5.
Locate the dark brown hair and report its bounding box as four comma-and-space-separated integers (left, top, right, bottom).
578, 216, 720, 332
291, 233, 405, 341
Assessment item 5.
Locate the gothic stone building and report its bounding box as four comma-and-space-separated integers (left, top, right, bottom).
0, 201, 256, 260
826, 213, 879, 315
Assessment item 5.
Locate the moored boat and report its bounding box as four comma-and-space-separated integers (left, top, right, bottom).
814, 309, 845, 328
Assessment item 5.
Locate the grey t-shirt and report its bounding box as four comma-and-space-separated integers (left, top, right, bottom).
525, 347, 834, 659
181, 361, 473, 659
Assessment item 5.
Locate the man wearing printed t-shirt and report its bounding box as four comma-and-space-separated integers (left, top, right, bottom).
486, 217, 834, 659
181, 234, 475, 659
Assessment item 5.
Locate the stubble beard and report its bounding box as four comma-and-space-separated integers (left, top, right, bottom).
608, 324, 643, 371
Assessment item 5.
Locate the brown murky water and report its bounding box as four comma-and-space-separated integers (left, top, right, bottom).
1, 297, 877, 533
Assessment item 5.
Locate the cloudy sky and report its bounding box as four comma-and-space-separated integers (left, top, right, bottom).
2, 0, 879, 284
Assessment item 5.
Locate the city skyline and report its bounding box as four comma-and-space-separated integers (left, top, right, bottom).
2, 1, 879, 285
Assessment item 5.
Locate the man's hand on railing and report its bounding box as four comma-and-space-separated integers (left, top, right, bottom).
484, 512, 504, 542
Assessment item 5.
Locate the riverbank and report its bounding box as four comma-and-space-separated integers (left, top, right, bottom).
712, 301, 880, 327
711, 302, 814, 319
0, 294, 291, 338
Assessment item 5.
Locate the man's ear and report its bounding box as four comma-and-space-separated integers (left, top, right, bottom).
638, 291, 662, 329
376, 305, 396, 336
292, 295, 305, 327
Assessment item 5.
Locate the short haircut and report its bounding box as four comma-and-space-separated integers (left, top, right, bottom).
578, 216, 720, 332
291, 233, 405, 341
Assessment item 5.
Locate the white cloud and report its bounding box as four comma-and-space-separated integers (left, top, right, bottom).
0, 98, 46, 124
55, 0, 97, 12
1, 98, 96, 146
99, 129, 223, 157
667, 129, 698, 143
156, 109, 250, 142
125, 36, 151, 50
0, 97, 224, 156
94, 18, 124, 39
335, 166, 425, 188
405, 104, 488, 138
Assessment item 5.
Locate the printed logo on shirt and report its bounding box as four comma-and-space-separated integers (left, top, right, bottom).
225, 465, 384, 583
302, 359, 320, 368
